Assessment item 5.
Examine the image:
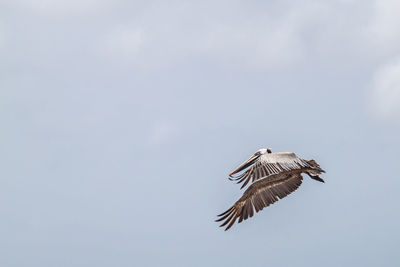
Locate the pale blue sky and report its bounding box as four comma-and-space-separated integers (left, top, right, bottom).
1, 1, 400, 266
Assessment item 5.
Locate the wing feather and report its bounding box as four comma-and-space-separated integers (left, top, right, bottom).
216, 172, 304, 231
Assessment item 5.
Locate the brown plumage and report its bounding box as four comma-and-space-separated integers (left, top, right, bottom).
216, 148, 325, 231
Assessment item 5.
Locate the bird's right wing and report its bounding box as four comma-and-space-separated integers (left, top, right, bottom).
216, 172, 303, 231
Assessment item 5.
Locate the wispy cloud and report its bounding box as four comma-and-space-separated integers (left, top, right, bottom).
369, 0, 400, 58
99, 26, 144, 62
147, 120, 181, 146
5, 0, 400, 123
95, 1, 319, 70
92, 1, 395, 71
369, 58, 400, 119
0, 24, 4, 51
12, 0, 111, 16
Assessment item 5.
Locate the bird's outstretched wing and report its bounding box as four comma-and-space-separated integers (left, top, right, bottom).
216, 172, 303, 231
229, 152, 322, 189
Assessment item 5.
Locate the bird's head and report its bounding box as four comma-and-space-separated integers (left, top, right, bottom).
256, 148, 272, 155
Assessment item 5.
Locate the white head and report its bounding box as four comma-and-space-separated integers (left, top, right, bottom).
256, 148, 272, 155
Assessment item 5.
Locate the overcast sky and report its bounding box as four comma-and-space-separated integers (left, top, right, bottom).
1, 0, 400, 266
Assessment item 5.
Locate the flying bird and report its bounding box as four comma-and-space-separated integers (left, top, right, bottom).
216, 148, 325, 231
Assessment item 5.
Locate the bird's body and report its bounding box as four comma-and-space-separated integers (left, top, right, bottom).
216, 148, 325, 231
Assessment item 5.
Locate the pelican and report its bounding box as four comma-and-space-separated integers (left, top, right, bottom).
216, 148, 325, 231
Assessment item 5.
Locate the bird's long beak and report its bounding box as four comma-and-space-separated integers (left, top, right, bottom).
229, 154, 259, 177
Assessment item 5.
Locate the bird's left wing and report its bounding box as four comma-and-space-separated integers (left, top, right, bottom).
216, 172, 303, 231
